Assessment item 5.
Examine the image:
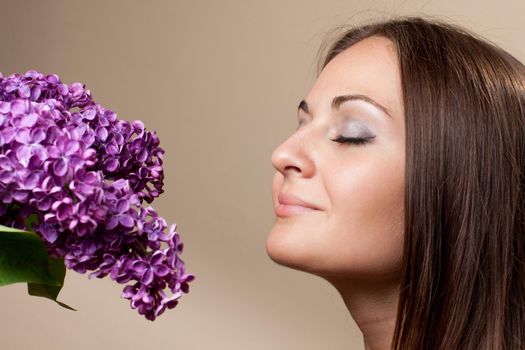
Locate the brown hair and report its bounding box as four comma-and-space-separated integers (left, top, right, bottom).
317, 15, 525, 349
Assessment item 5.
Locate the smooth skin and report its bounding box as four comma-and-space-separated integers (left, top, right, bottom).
267, 35, 405, 350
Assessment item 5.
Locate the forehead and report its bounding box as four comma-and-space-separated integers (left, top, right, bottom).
307, 36, 403, 120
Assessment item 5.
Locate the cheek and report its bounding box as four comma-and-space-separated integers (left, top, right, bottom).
322, 150, 405, 278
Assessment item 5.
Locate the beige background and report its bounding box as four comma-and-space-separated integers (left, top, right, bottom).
0, 1, 524, 349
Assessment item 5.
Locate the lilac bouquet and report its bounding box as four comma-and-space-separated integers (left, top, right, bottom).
0, 70, 195, 321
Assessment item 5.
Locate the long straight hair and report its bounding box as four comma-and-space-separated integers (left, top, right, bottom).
318, 16, 525, 349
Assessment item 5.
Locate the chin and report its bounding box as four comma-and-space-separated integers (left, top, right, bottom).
265, 225, 323, 274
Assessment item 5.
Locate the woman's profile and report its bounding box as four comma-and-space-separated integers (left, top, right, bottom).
266, 15, 525, 350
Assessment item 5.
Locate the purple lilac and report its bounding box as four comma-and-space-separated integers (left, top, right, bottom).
0, 70, 195, 321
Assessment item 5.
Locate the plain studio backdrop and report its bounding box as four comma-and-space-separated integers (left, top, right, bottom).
0, 1, 524, 349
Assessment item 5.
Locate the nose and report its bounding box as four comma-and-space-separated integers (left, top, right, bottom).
271, 130, 315, 178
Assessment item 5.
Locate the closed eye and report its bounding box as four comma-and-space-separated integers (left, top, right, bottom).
331, 135, 375, 146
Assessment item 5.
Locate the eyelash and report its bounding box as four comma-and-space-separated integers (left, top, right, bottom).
331, 135, 374, 146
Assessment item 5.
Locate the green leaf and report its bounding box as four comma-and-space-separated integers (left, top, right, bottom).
0, 224, 76, 311
27, 256, 77, 311
0, 224, 59, 286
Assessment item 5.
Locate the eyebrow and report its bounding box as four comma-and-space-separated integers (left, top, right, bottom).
297, 94, 392, 118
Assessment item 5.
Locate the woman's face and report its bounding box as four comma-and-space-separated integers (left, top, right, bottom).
267, 36, 405, 282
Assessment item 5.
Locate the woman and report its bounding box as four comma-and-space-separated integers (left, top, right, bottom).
267, 15, 525, 350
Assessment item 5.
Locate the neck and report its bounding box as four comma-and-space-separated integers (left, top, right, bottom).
324, 275, 401, 350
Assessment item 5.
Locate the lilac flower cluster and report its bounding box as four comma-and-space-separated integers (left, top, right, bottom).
0, 70, 195, 321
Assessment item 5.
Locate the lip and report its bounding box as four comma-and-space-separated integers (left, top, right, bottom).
275, 192, 321, 217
